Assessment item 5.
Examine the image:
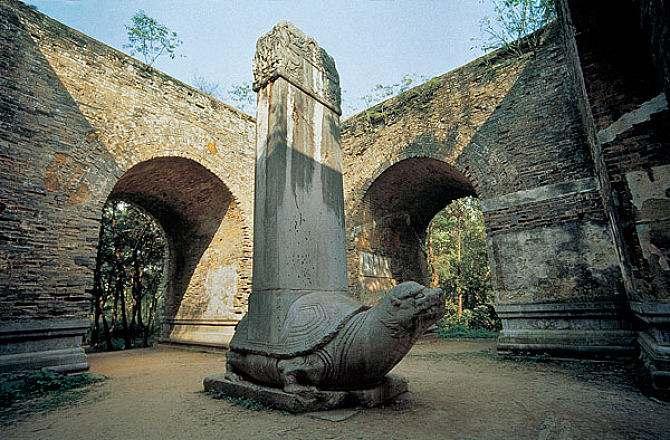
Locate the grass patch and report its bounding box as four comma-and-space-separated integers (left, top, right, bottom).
437, 324, 498, 339
410, 349, 494, 362
0, 370, 106, 409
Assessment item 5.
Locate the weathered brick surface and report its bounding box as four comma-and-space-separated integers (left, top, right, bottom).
0, 1, 256, 330
483, 190, 607, 234
561, 0, 670, 395
564, 0, 670, 303
599, 114, 670, 301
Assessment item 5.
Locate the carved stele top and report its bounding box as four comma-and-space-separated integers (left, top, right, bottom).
253, 21, 341, 115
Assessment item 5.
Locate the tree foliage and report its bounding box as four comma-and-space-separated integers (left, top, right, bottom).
90, 201, 166, 351
479, 0, 556, 54
190, 72, 223, 98
226, 81, 256, 114
427, 197, 500, 333
188, 74, 256, 115
343, 73, 428, 116
124, 10, 182, 66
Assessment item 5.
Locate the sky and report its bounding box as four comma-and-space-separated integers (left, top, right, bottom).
28, 0, 497, 115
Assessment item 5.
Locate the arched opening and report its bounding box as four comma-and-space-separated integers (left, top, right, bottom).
91, 157, 249, 349
427, 196, 500, 337
353, 156, 498, 334
90, 200, 168, 350
354, 157, 475, 300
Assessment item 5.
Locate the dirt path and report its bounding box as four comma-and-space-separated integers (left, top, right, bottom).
2, 340, 668, 440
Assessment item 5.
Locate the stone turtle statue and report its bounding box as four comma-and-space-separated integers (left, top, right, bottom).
226, 281, 445, 392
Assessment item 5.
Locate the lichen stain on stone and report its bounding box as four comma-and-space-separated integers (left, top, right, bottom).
44, 152, 90, 205
85, 130, 99, 143
204, 266, 238, 318
67, 182, 91, 205
43, 152, 70, 192
206, 141, 218, 155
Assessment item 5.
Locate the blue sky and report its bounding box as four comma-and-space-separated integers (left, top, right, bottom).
28, 0, 496, 115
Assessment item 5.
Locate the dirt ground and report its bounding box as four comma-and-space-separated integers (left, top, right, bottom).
2, 339, 668, 440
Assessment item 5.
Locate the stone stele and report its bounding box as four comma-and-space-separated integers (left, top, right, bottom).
203, 22, 446, 413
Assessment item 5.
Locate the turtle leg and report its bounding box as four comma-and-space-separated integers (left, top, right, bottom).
278, 358, 321, 394
224, 351, 246, 382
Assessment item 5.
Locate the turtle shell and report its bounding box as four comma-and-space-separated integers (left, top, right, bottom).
230, 292, 367, 358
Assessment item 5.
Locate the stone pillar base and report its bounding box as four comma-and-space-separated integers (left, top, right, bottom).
203, 373, 408, 413
496, 299, 637, 358
162, 318, 238, 349
631, 301, 670, 398
0, 319, 89, 373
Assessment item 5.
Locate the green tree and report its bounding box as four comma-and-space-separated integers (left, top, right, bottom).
124, 10, 182, 66
190, 72, 223, 98
91, 201, 166, 351
343, 73, 427, 116
227, 81, 256, 114
479, 0, 556, 54
427, 196, 497, 330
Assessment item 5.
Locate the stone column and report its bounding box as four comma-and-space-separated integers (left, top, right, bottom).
237, 22, 347, 351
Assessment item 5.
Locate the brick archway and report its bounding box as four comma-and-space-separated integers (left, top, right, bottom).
105, 156, 250, 346
348, 156, 478, 303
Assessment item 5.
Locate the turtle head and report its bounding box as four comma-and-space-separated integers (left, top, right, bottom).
378, 281, 445, 338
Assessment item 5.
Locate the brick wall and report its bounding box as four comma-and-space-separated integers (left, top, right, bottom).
0, 1, 256, 334
559, 0, 670, 394
340, 25, 623, 306
564, 0, 670, 303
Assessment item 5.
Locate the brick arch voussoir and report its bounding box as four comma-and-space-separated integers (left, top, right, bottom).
351, 141, 481, 216
113, 148, 252, 229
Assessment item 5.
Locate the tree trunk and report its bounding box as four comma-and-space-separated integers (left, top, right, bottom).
133, 267, 145, 346
114, 254, 132, 349
102, 312, 113, 351
426, 223, 440, 288
92, 296, 103, 347
129, 231, 147, 344
143, 297, 153, 348
455, 218, 463, 319
118, 281, 132, 349
111, 285, 119, 332
91, 257, 103, 346
144, 287, 159, 348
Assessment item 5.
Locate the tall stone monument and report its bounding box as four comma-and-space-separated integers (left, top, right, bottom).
235, 21, 349, 354
204, 22, 445, 412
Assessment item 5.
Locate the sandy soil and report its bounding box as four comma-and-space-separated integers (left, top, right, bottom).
2, 339, 668, 440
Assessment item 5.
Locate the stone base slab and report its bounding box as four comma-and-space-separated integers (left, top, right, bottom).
0, 319, 89, 373
496, 299, 637, 358
639, 332, 670, 397
631, 301, 670, 398
203, 373, 408, 413
305, 408, 360, 421
0, 347, 88, 373
163, 318, 238, 349
497, 330, 638, 358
